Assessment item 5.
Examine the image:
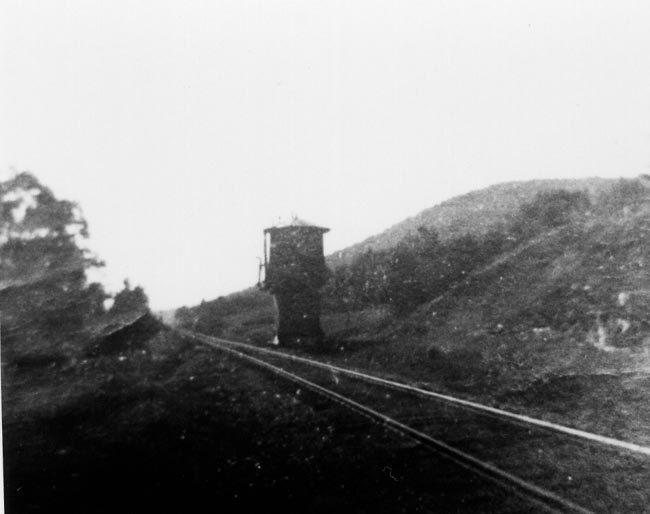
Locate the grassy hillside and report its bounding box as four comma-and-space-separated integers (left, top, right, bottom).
328, 177, 614, 267
331, 200, 650, 375
317, 181, 650, 443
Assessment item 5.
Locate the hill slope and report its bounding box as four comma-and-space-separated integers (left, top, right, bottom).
387, 204, 650, 376
328, 178, 614, 266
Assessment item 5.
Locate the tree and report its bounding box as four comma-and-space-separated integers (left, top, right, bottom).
110, 279, 149, 314
1, 171, 107, 356
174, 306, 197, 328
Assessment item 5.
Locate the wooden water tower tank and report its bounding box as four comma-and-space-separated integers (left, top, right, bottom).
261, 217, 329, 346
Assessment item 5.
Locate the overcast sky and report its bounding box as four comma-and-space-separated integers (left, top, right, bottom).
2, 1, 650, 310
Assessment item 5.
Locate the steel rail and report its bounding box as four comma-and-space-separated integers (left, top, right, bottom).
180, 329, 650, 458
203, 337, 595, 514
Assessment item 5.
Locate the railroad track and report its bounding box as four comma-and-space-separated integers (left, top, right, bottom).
179, 329, 650, 514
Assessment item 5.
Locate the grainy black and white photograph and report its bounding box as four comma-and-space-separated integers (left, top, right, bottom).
2, 1, 650, 513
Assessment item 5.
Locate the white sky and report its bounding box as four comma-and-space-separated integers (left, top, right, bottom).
2, 1, 650, 310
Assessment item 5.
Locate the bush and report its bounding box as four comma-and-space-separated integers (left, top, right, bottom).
110, 280, 149, 314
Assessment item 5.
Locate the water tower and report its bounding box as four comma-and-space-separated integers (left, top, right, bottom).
260, 217, 330, 346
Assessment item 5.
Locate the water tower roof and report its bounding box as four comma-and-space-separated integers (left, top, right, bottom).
264, 216, 329, 233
